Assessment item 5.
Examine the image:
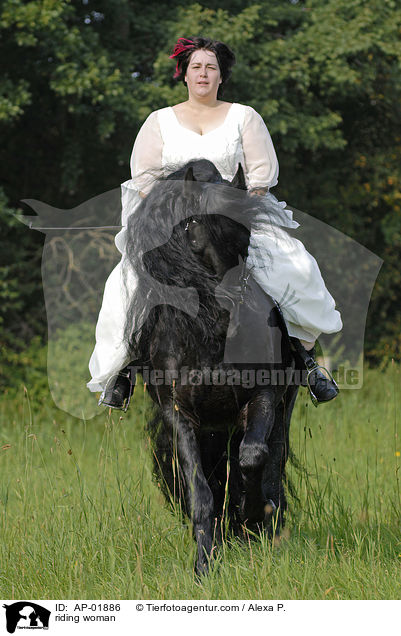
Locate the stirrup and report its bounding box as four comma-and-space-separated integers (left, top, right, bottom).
306, 363, 339, 408
98, 368, 134, 412
290, 338, 339, 407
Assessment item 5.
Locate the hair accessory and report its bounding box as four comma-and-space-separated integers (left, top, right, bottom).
169, 37, 195, 77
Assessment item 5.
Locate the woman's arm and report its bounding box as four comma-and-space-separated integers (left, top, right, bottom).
241, 106, 279, 193
130, 110, 163, 196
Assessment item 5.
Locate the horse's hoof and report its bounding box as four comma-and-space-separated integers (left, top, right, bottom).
264, 499, 277, 518
263, 499, 281, 536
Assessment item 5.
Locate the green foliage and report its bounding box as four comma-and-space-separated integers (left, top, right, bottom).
0, 190, 45, 387
0, 77, 31, 121
1, 336, 48, 397
1, 0, 401, 365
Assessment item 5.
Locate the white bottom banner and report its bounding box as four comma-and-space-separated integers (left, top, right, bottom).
1, 599, 400, 635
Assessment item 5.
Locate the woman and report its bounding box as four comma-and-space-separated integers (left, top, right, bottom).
88, 36, 341, 407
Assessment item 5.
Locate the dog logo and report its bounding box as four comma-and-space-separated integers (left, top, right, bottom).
2, 602, 51, 633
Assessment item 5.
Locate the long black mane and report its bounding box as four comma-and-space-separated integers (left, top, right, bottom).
123, 160, 278, 358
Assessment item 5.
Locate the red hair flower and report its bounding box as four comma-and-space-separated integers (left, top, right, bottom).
169, 37, 195, 78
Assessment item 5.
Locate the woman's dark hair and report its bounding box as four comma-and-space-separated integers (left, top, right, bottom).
169, 37, 236, 88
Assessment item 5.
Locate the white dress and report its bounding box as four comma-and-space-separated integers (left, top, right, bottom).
87, 103, 342, 392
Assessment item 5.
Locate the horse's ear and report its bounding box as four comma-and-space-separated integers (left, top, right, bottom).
184, 167, 196, 182
184, 166, 196, 194
230, 164, 247, 190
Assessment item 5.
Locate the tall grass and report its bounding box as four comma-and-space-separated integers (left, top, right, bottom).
0, 363, 400, 599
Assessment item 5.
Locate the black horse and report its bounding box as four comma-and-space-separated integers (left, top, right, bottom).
123, 160, 299, 574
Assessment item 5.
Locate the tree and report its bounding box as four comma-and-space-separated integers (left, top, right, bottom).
1, 0, 401, 387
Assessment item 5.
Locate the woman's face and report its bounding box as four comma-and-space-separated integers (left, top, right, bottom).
185, 49, 222, 100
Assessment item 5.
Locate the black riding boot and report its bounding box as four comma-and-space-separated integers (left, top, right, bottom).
291, 339, 339, 406
98, 366, 136, 411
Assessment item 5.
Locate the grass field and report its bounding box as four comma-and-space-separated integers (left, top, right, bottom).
1, 362, 400, 600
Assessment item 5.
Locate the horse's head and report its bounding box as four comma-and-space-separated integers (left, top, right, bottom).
136, 161, 252, 287
180, 162, 250, 280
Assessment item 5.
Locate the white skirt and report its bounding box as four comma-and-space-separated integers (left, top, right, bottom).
87, 184, 342, 392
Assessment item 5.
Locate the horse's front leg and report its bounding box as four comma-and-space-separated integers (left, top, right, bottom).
163, 408, 214, 575
239, 389, 276, 524
260, 384, 298, 534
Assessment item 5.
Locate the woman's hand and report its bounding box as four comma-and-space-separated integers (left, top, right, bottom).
249, 187, 268, 197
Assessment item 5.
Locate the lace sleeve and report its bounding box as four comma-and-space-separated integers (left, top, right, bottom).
129, 110, 163, 195
241, 106, 279, 190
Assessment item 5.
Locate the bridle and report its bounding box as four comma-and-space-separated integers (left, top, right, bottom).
185, 214, 251, 301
